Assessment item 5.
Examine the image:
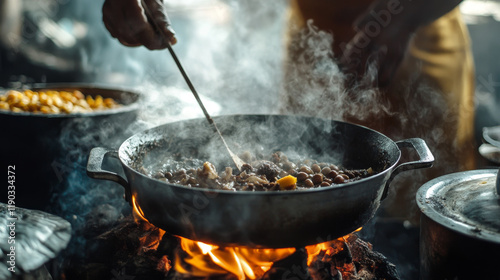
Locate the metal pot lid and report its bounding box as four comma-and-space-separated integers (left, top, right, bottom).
417, 169, 500, 244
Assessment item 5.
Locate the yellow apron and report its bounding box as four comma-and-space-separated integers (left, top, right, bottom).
282, 0, 476, 223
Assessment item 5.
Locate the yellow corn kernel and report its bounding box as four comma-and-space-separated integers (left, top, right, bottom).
0, 101, 9, 110
277, 175, 297, 190
86, 95, 94, 107
93, 95, 103, 108
60, 91, 72, 101
16, 97, 30, 111
6, 90, 22, 103
103, 98, 116, 108
40, 106, 51, 114
50, 105, 60, 114
30, 94, 39, 104
39, 93, 53, 106
73, 105, 90, 113
52, 96, 63, 108
28, 103, 39, 112
61, 102, 74, 113
73, 90, 85, 100
77, 99, 90, 109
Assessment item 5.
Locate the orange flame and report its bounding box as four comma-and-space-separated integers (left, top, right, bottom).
305, 227, 362, 266
132, 195, 148, 223
132, 195, 166, 251
175, 237, 296, 280
132, 194, 363, 279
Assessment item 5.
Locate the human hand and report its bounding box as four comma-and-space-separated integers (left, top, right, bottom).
102, 0, 177, 50
340, 0, 416, 88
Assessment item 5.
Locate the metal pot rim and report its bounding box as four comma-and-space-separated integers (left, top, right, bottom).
417, 169, 500, 244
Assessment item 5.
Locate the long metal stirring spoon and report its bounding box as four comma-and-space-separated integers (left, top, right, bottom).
140, 1, 245, 171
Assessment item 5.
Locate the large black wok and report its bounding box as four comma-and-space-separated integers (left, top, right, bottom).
87, 114, 433, 248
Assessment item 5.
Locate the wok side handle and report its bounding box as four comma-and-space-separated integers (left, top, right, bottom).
381, 138, 434, 200
86, 147, 131, 202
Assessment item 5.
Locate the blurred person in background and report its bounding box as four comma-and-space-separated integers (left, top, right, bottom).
102, 0, 475, 224
282, 0, 475, 224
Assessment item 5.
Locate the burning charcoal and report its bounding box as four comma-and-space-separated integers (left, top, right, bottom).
166, 271, 238, 280
343, 235, 400, 280
262, 248, 312, 280
66, 216, 174, 280
309, 241, 353, 280
309, 257, 334, 280
305, 234, 400, 280
55, 211, 399, 280
331, 239, 353, 265
157, 232, 180, 257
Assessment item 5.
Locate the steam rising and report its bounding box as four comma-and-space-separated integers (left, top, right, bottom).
280, 19, 467, 224
280, 20, 394, 124
48, 0, 289, 260
46, 0, 470, 275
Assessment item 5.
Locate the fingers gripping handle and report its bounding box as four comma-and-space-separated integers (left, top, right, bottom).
86, 147, 131, 202
381, 138, 435, 200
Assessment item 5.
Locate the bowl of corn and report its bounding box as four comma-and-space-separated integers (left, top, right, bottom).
0, 83, 141, 210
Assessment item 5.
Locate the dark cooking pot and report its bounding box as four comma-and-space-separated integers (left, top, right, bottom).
87, 114, 434, 248
0, 83, 140, 210
417, 169, 500, 280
